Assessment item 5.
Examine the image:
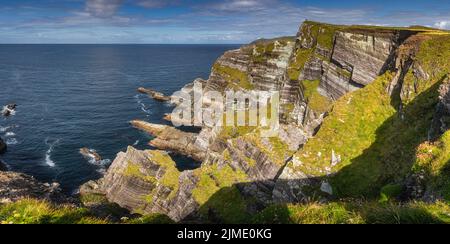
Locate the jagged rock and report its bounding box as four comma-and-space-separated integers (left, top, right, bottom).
333, 30, 405, 86
130, 120, 206, 162
138, 87, 171, 102
278, 124, 307, 151
0, 171, 65, 204
0, 137, 6, 154
272, 163, 313, 203
430, 75, 450, 139
299, 56, 322, 81
79, 147, 102, 162
320, 181, 333, 195
80, 147, 199, 222
319, 61, 360, 100
331, 150, 341, 167
297, 22, 316, 49
1, 104, 17, 117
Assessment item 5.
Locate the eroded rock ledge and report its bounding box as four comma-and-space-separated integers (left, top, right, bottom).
130, 120, 206, 162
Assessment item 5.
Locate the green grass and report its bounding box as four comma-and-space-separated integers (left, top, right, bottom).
414, 130, 450, 202
0, 199, 108, 224
289, 68, 444, 197
147, 151, 180, 201
253, 200, 450, 224
213, 63, 254, 90
305, 21, 343, 50
288, 48, 314, 81
253, 42, 275, 63
301, 80, 332, 113
192, 164, 251, 223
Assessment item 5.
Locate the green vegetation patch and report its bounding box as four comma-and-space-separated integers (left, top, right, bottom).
414, 131, 450, 202
288, 48, 314, 81
213, 63, 254, 90
0, 199, 107, 224
301, 79, 332, 113
192, 164, 251, 223
253, 200, 450, 224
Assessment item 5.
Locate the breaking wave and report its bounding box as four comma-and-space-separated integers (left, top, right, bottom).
44, 138, 60, 167
134, 94, 152, 115
1, 106, 16, 116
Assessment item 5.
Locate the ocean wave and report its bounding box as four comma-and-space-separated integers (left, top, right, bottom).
81, 148, 111, 174
134, 94, 152, 115
0, 124, 18, 132
6, 138, 18, 145
44, 138, 60, 168
133, 140, 140, 146
5, 132, 15, 137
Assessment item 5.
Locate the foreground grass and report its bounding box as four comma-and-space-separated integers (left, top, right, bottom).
0, 199, 107, 224
0, 199, 175, 224
254, 201, 450, 224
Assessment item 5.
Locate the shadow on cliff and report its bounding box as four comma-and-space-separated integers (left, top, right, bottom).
187, 76, 448, 224
330, 78, 444, 198
190, 179, 447, 224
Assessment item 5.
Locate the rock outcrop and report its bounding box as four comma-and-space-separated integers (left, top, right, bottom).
80, 148, 102, 162
0, 171, 65, 204
81, 147, 198, 221
0, 137, 6, 155
1, 104, 17, 117
130, 120, 206, 162
138, 87, 171, 102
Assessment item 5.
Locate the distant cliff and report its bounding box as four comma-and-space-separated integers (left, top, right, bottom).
76, 21, 450, 224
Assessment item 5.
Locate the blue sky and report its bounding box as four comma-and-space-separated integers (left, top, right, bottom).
0, 0, 449, 44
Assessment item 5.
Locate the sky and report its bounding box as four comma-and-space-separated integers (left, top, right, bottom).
0, 0, 449, 44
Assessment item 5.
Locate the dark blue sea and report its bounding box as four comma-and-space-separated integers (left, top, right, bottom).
0, 44, 239, 192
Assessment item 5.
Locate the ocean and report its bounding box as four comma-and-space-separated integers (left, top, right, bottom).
0, 44, 239, 192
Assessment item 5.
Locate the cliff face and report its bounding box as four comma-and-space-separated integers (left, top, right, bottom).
81, 21, 450, 222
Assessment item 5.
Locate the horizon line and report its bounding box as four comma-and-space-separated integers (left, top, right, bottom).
0, 43, 245, 45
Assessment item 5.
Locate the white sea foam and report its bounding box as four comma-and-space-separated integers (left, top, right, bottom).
81, 148, 111, 174
134, 94, 152, 114
5, 132, 15, 137
6, 138, 18, 145
133, 140, 140, 146
44, 138, 60, 168
1, 106, 16, 116
0, 126, 10, 132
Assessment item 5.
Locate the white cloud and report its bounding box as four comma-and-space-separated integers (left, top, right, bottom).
86, 0, 123, 18
136, 0, 179, 8
435, 21, 450, 29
